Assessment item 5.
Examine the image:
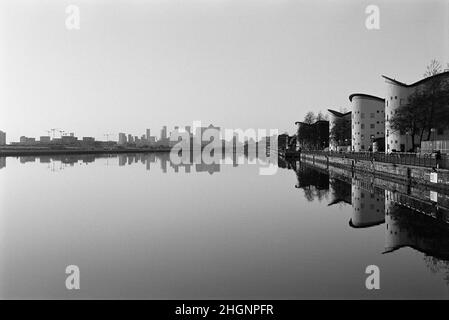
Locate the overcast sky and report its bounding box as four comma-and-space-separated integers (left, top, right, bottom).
0, 0, 448, 142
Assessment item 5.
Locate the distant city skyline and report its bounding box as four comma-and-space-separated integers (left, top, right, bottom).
1, 0, 448, 142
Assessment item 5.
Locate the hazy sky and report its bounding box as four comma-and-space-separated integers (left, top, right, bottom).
1, 0, 448, 142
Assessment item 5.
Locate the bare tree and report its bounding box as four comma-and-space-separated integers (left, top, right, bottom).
330, 116, 351, 147
424, 59, 442, 77
303, 111, 315, 124
316, 111, 325, 121
389, 70, 449, 150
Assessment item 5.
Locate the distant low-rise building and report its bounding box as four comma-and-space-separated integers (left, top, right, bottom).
82, 137, 95, 146
61, 135, 77, 145
39, 136, 51, 143
19, 136, 36, 145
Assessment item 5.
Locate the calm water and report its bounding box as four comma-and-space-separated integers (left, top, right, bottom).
1, 153, 449, 299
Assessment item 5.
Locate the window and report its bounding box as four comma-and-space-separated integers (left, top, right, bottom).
361, 113, 365, 119
361, 124, 365, 129
370, 113, 375, 118
370, 124, 375, 129
395, 96, 397, 99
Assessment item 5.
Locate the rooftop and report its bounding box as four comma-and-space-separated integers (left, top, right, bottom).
381, 71, 449, 88
348, 93, 385, 102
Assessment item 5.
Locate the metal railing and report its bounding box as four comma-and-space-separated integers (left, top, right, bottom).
298, 150, 449, 169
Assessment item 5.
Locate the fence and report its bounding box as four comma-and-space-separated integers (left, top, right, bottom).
299, 150, 449, 169
421, 140, 449, 154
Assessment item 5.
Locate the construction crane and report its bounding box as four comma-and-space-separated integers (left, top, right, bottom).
104, 133, 112, 142
50, 128, 59, 139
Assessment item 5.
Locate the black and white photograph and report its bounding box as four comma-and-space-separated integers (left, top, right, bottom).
1, 0, 449, 313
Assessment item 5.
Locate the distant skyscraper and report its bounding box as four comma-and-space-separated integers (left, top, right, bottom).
0, 130, 6, 145
118, 133, 127, 145
146, 129, 151, 141
128, 134, 134, 143
161, 126, 167, 140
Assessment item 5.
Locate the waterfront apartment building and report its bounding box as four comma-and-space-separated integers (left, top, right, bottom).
328, 109, 351, 151
0, 130, 5, 145
349, 94, 385, 152
383, 71, 449, 153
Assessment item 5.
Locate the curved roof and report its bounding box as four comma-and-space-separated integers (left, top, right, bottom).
349, 218, 385, 229
382, 71, 449, 88
328, 109, 351, 117
348, 93, 385, 102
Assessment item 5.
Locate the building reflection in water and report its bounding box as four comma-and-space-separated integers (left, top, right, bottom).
350, 179, 385, 228
282, 158, 449, 280
14, 150, 251, 175
0, 157, 5, 170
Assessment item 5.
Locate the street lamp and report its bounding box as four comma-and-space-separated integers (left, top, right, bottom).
430, 128, 436, 151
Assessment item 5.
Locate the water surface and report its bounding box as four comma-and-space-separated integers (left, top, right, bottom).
1, 153, 449, 299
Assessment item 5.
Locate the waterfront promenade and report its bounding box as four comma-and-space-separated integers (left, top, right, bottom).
281, 150, 449, 191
